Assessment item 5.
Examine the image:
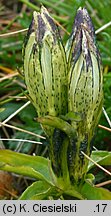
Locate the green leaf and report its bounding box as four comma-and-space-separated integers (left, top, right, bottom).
88, 151, 111, 170
0, 102, 24, 121
0, 150, 53, 185
81, 182, 111, 200
19, 181, 53, 200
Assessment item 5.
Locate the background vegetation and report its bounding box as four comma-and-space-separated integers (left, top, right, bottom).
0, 0, 111, 199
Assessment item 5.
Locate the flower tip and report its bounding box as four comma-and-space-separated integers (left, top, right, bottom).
33, 10, 38, 17
75, 7, 90, 24
41, 5, 50, 18
73, 7, 94, 36
77, 6, 82, 11
77, 7, 88, 15
41, 5, 48, 13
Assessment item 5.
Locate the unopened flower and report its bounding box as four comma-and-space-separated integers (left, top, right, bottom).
68, 7, 103, 129
67, 7, 103, 181
23, 6, 67, 120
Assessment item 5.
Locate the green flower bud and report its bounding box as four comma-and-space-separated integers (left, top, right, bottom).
23, 6, 67, 120
68, 7, 103, 129
67, 8, 103, 181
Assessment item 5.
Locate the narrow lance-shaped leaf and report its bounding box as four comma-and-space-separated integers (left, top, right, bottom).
0, 150, 53, 184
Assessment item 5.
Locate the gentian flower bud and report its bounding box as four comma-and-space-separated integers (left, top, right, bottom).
23, 6, 67, 120
67, 8, 103, 181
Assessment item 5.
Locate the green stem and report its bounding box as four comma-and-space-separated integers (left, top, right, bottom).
61, 137, 70, 184
38, 116, 73, 186
54, 137, 70, 189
